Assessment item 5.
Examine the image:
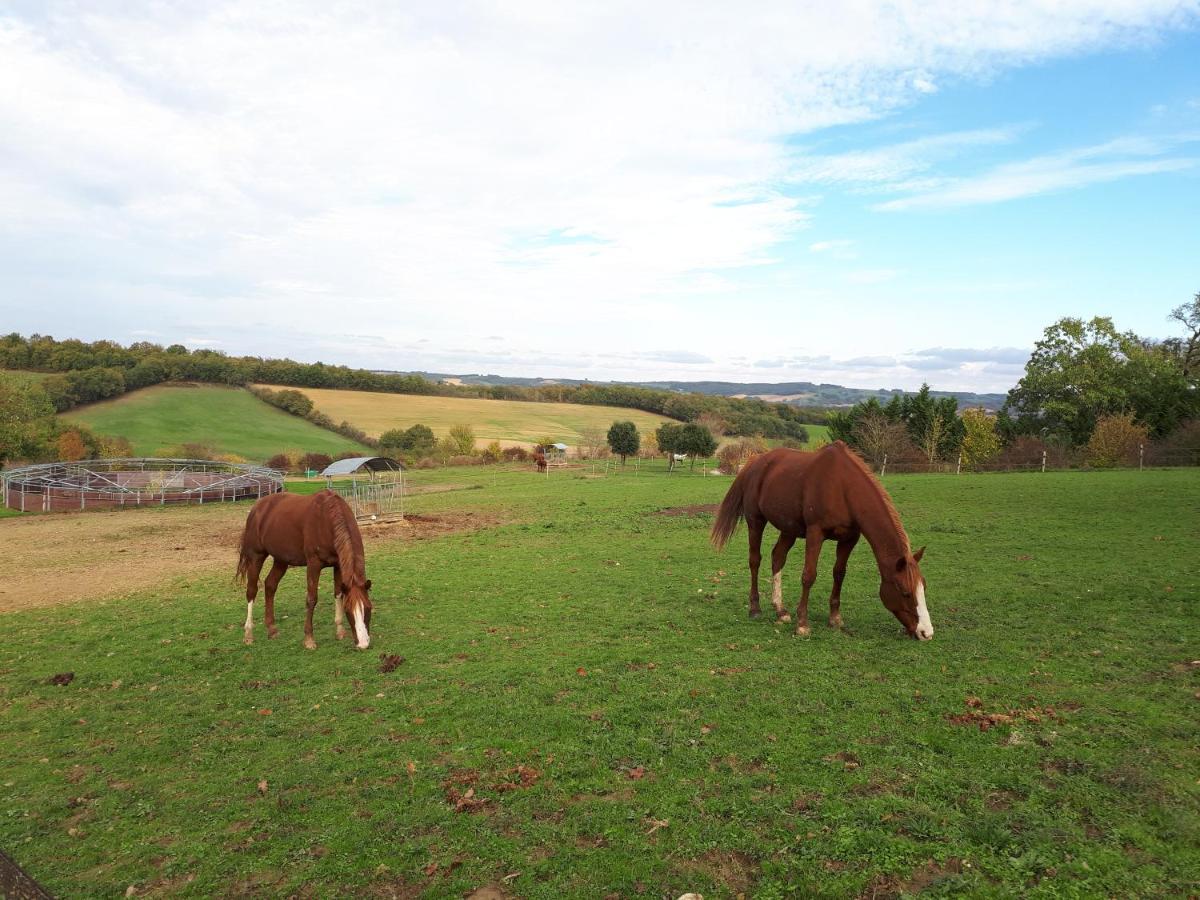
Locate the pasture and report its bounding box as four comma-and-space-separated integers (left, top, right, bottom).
61, 384, 369, 460
257, 385, 679, 448
0, 465, 1197, 897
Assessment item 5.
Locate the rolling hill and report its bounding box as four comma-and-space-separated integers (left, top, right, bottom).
62, 384, 369, 461
259, 385, 677, 448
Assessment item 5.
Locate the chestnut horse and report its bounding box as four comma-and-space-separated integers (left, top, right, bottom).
236, 489, 374, 650
711, 442, 933, 640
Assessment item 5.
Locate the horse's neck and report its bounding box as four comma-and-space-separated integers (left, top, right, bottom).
851, 481, 908, 573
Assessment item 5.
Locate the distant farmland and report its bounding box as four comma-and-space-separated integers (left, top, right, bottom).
63, 384, 369, 460
258, 385, 677, 447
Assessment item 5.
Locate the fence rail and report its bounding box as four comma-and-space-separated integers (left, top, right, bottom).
1, 458, 284, 512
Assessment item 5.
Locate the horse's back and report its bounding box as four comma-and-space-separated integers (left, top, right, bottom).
241, 491, 314, 563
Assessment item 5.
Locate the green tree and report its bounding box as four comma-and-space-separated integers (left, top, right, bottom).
1005, 315, 1200, 443
677, 422, 718, 470
447, 424, 476, 455
959, 407, 1001, 470
1165, 291, 1200, 376
656, 422, 684, 470
606, 421, 639, 464
0, 380, 56, 464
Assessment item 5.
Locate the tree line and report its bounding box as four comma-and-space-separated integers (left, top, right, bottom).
827, 295, 1200, 470
0, 333, 814, 439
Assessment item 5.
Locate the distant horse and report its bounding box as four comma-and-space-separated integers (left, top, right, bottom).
534, 448, 548, 472
236, 489, 374, 650
711, 442, 933, 640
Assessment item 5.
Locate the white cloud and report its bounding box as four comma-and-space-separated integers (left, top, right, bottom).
874, 134, 1200, 210
0, 1, 1196, 391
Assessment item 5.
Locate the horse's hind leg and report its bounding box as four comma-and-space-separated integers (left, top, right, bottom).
770, 532, 797, 623
263, 560, 288, 639
746, 518, 766, 618
243, 553, 267, 645
828, 535, 859, 629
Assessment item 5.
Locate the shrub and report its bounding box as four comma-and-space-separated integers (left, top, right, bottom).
481, 441, 504, 463
265, 453, 291, 471
502, 446, 530, 462
607, 421, 640, 464
716, 436, 767, 475
414, 456, 438, 469
301, 452, 333, 473
1145, 419, 1200, 466
56, 429, 89, 461
1086, 413, 1148, 468
447, 454, 482, 467
98, 435, 135, 459
960, 407, 1002, 470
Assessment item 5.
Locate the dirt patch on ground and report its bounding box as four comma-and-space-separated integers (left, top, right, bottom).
0, 505, 497, 613
654, 504, 718, 517
859, 858, 963, 898
678, 849, 759, 895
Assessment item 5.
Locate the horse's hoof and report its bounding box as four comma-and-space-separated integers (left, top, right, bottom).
749, 608, 761, 619
268, 628, 279, 639
303, 638, 317, 650
829, 617, 843, 629
795, 625, 811, 637
243, 635, 253, 646
336, 629, 346, 641
777, 613, 792, 623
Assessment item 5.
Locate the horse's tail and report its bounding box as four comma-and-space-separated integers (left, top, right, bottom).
235, 507, 258, 584
710, 468, 748, 550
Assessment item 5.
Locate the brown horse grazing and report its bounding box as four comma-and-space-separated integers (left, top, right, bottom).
710, 442, 933, 640
534, 448, 548, 472
236, 489, 374, 650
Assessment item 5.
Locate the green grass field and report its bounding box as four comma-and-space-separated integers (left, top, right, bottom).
61, 384, 369, 461
1, 466, 1197, 897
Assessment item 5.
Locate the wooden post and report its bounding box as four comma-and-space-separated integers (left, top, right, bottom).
880, 454, 888, 477
1139, 443, 1144, 471
1041, 450, 1047, 473
956, 453, 962, 475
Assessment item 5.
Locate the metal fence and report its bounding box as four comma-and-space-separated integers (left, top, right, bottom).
1, 458, 283, 512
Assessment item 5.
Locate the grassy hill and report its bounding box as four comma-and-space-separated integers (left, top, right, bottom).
62, 384, 369, 461
0, 369, 48, 387
260, 385, 678, 447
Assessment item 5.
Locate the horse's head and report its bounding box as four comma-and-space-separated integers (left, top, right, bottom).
347, 579, 373, 650
878, 547, 933, 640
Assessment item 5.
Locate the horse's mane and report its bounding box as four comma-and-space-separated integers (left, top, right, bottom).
319, 492, 367, 591
831, 442, 909, 551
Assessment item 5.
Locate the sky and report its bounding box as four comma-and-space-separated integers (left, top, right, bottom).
1, 2, 1198, 394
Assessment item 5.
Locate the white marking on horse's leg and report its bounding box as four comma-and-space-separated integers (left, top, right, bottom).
915, 583, 933, 640
352, 604, 369, 650
243, 600, 254, 644
771, 571, 791, 621
334, 596, 346, 640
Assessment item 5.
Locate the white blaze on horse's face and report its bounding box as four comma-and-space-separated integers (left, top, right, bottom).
352, 602, 369, 650
914, 581, 933, 641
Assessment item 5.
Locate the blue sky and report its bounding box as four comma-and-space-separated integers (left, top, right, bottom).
0, 2, 1197, 393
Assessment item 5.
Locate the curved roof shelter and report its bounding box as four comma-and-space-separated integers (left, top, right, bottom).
320, 456, 403, 477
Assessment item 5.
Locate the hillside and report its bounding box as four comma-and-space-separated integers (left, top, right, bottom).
62, 384, 369, 461
260, 385, 676, 448
387, 371, 1009, 410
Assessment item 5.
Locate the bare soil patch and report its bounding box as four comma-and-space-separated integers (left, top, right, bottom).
654, 504, 718, 517
0, 505, 496, 613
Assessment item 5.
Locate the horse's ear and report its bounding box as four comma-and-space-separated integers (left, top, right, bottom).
895, 556, 907, 572
913, 546, 925, 563
364, 579, 373, 591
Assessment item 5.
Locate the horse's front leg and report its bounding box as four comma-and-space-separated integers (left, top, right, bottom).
746, 518, 765, 618
333, 565, 346, 641
795, 526, 824, 636
770, 531, 797, 623
828, 535, 859, 629
303, 560, 322, 650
